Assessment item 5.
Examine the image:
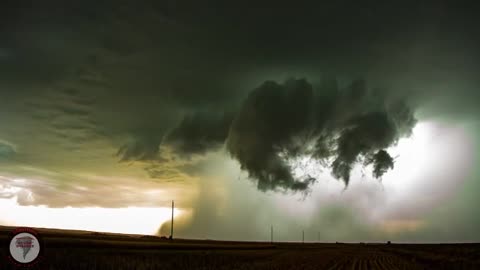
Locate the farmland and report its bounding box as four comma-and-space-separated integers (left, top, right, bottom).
1, 226, 479, 269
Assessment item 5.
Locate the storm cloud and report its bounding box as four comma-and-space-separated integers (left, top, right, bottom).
164, 111, 234, 156
0, 0, 479, 242
118, 76, 416, 193
225, 78, 416, 192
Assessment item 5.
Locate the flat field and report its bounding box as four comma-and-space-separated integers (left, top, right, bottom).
1, 226, 478, 269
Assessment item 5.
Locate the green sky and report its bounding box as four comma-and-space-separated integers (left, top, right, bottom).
0, 1, 479, 242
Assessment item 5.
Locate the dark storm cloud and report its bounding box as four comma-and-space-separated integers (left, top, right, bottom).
128, 76, 414, 193
0, 0, 479, 243
0, 0, 477, 193
164, 111, 234, 156
226, 78, 416, 192
110, 75, 416, 194
226, 79, 315, 191
24, 84, 102, 150
1, 0, 194, 163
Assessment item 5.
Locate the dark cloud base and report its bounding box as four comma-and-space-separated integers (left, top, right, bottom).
122, 77, 416, 193
226, 78, 416, 192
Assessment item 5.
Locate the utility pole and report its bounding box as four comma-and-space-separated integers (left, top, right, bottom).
302, 230, 304, 244
170, 200, 174, 239
270, 225, 273, 244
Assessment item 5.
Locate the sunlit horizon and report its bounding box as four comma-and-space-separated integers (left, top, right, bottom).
0, 196, 183, 235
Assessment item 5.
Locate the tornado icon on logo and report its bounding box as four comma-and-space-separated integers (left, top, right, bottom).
8, 228, 42, 266
16, 236, 34, 259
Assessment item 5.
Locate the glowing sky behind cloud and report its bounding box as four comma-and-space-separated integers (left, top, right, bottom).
253, 121, 474, 238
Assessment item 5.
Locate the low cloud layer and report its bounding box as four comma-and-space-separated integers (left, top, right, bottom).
144, 78, 416, 193
165, 111, 234, 156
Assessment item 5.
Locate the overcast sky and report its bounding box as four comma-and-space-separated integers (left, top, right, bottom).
0, 0, 479, 242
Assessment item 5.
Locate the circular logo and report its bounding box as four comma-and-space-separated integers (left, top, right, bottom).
7, 227, 43, 267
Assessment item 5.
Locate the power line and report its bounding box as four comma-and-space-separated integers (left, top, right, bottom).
170, 200, 174, 240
